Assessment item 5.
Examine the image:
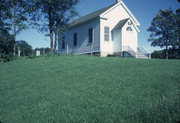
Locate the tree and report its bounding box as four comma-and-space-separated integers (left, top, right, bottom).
15, 40, 32, 56
174, 9, 180, 49
0, 30, 15, 55
0, 0, 11, 31
10, 0, 29, 38
30, 0, 79, 53
9, 0, 30, 55
0, 0, 15, 56
1, 0, 30, 55
151, 50, 165, 59
147, 9, 176, 59
53, 1, 79, 52
151, 49, 180, 59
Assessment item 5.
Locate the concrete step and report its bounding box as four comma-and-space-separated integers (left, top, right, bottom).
136, 53, 150, 59
137, 56, 149, 59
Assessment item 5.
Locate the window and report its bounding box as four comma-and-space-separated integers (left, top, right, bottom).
73, 33, 77, 46
62, 36, 65, 49
62, 41, 65, 49
126, 26, 133, 31
88, 28, 93, 43
104, 26, 110, 41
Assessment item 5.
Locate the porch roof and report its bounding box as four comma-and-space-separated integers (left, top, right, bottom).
112, 18, 129, 31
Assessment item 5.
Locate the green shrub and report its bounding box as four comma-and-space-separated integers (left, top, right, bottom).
27, 54, 36, 59
0, 57, 3, 62
151, 49, 180, 59
168, 49, 180, 59
151, 50, 165, 59
1, 54, 17, 62
107, 54, 116, 57
44, 53, 63, 57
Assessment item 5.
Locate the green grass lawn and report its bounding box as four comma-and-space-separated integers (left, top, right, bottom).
0, 55, 180, 123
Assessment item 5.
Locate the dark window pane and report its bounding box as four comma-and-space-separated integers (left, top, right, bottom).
73, 33, 77, 46
88, 28, 93, 43
62, 36, 65, 49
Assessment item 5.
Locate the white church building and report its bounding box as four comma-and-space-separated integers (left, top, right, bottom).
58, 0, 150, 58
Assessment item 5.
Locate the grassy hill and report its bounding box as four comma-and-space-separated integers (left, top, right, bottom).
0, 55, 180, 123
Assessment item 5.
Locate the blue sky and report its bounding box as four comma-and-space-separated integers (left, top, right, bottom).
17, 0, 180, 52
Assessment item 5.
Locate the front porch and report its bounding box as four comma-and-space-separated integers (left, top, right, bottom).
112, 46, 151, 59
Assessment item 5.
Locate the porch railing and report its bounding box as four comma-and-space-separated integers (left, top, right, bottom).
137, 47, 151, 58
69, 45, 100, 55
123, 46, 136, 57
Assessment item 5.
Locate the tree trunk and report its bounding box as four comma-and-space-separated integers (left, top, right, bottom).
165, 45, 168, 59
54, 28, 59, 53
50, 30, 54, 53
13, 6, 17, 56
49, 9, 54, 54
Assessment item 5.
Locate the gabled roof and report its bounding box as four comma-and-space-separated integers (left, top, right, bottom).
69, 4, 115, 28
69, 1, 140, 28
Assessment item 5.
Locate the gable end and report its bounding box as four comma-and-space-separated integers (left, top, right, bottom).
100, 1, 140, 26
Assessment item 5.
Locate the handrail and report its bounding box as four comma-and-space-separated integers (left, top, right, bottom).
137, 47, 150, 55
137, 47, 151, 58
123, 46, 136, 57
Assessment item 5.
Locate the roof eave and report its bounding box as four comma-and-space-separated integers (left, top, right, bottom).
68, 17, 100, 29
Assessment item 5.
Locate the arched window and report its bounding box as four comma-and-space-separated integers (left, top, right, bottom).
126, 26, 133, 31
